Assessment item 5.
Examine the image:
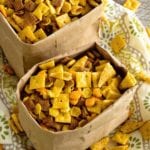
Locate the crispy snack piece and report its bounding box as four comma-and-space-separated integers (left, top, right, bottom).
69, 90, 81, 105
108, 77, 121, 89
55, 0, 65, 15
34, 28, 47, 40
92, 72, 100, 87
33, 3, 49, 20
45, 0, 56, 15
85, 96, 98, 107
25, 84, 34, 94
69, 0, 80, 5
102, 79, 121, 99
48, 79, 65, 97
139, 121, 150, 140
123, 0, 141, 11
29, 70, 47, 90
93, 88, 102, 98
9, 113, 24, 134
82, 88, 92, 98
63, 71, 72, 81
105, 89, 121, 100
136, 71, 150, 83
64, 80, 74, 93
12, 14, 24, 28
70, 106, 81, 117
55, 112, 71, 123
71, 56, 88, 71
49, 93, 71, 123
9, 119, 19, 134
55, 13, 71, 28
95, 63, 106, 72
146, 27, 150, 37
120, 72, 137, 90
120, 120, 144, 133
106, 145, 129, 150
18, 26, 37, 42
0, 0, 6, 5
6, 8, 14, 16
76, 72, 91, 88
62, 1, 72, 13
0, 4, 7, 17
101, 100, 114, 110
62, 124, 70, 131
87, 99, 102, 114
53, 94, 70, 110
88, 0, 99, 7
34, 103, 42, 115
7, 17, 22, 32
49, 108, 59, 117
48, 65, 64, 79
39, 60, 55, 70
66, 59, 76, 67
90, 137, 110, 150
71, 5, 83, 16
110, 35, 126, 53
112, 132, 129, 145
36, 88, 49, 99
11, 114, 23, 132
81, 3, 91, 15
79, 0, 87, 6
98, 63, 116, 87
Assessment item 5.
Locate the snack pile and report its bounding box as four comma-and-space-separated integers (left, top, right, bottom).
0, 0, 101, 43
21, 48, 137, 132
90, 120, 150, 150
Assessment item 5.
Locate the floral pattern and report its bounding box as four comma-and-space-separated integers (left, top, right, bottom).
99, 0, 150, 149
129, 137, 142, 149
0, 113, 11, 143
143, 92, 150, 112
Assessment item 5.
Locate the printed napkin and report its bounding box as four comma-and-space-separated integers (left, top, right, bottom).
0, 0, 150, 149
98, 0, 150, 149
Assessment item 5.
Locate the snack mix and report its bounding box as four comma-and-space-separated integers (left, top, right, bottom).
21, 48, 137, 132
90, 120, 150, 150
0, 0, 101, 43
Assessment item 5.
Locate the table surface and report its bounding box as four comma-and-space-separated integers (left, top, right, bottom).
0, 0, 150, 150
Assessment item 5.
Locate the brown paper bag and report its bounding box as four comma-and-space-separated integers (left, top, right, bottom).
16, 42, 138, 150
0, 4, 104, 77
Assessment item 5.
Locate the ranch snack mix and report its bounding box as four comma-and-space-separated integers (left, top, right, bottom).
0, 0, 101, 43
21, 48, 137, 132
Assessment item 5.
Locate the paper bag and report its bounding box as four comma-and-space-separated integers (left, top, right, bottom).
16, 42, 138, 150
0, 4, 103, 77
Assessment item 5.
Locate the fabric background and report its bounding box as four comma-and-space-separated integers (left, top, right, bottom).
0, 0, 150, 149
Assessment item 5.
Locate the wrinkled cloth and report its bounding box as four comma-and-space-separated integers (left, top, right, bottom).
0, 0, 150, 149
98, 0, 150, 149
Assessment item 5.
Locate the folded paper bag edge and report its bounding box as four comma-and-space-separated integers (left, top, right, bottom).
16, 42, 138, 150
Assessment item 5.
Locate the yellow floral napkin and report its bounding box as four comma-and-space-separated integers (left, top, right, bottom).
98, 0, 150, 149
0, 0, 150, 149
